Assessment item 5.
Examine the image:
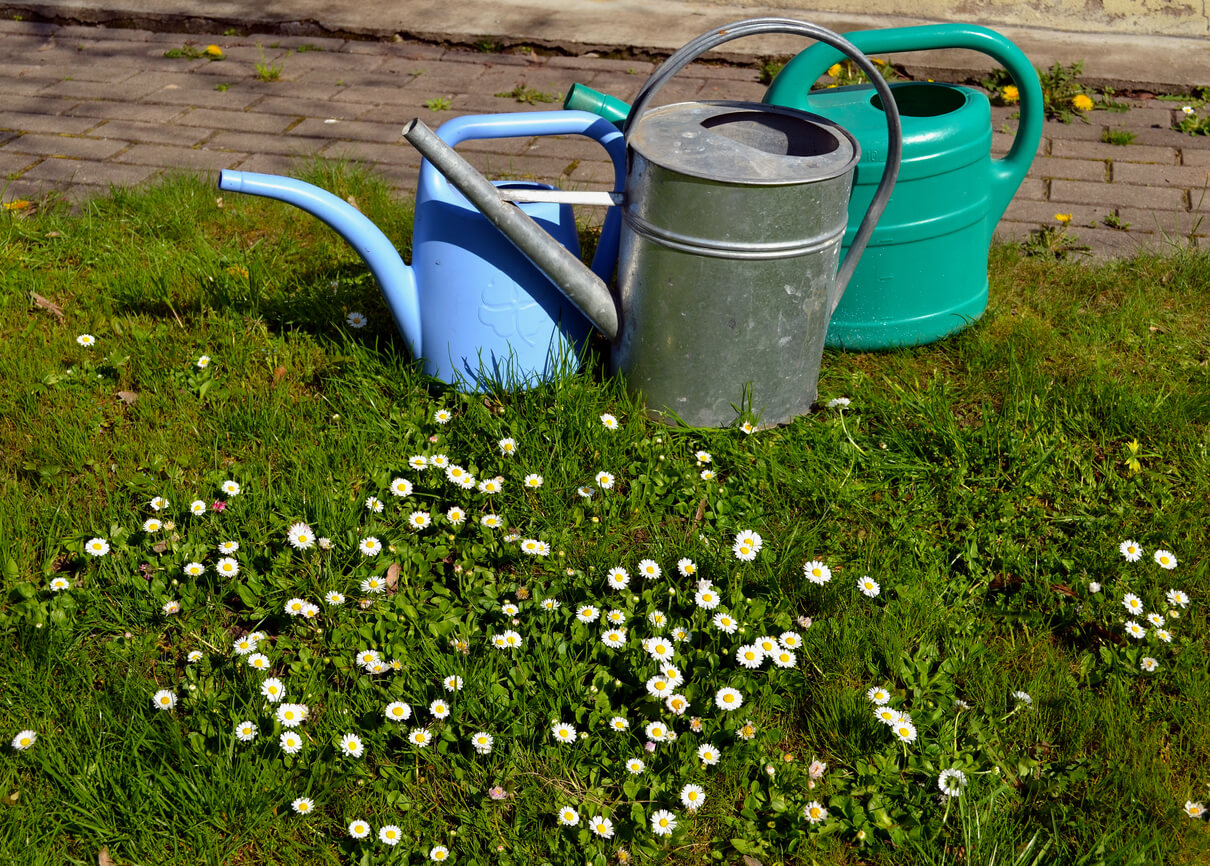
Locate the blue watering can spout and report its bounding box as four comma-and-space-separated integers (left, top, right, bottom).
217, 170, 423, 359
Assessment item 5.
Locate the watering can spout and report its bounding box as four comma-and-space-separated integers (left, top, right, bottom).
400, 119, 619, 341
216, 170, 423, 359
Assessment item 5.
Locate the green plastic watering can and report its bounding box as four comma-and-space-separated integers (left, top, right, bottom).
764, 23, 1043, 348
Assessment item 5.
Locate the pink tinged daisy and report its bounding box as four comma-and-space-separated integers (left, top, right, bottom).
11, 730, 36, 750
358, 536, 381, 556
557, 806, 580, 826
1154, 549, 1177, 570
348, 819, 371, 839
803, 560, 831, 585
1125, 620, 1147, 639
385, 701, 412, 722
651, 809, 677, 836
715, 687, 744, 711
339, 733, 365, 758
409, 728, 432, 748
551, 721, 577, 744
809, 760, 827, 781
85, 537, 110, 557
152, 689, 176, 711
291, 797, 314, 815
162, 600, 181, 615
1119, 540, 1143, 561
234, 721, 257, 742
681, 783, 705, 810
697, 743, 720, 765
1140, 657, 1159, 672
589, 815, 615, 838
892, 721, 918, 743
379, 825, 403, 845
804, 801, 829, 823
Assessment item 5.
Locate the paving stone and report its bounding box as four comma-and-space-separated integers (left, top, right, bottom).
1123, 127, 1202, 148
547, 55, 655, 75
992, 131, 1048, 157
0, 133, 127, 159
175, 107, 298, 134
249, 94, 369, 120
208, 130, 332, 157
142, 84, 266, 111
0, 20, 58, 37
92, 120, 211, 147
1031, 156, 1109, 182
289, 117, 406, 143
39, 77, 165, 101
1183, 149, 1210, 167
65, 101, 187, 124
1004, 198, 1117, 228
1106, 106, 1172, 128
114, 143, 249, 171
1113, 162, 1210, 188
19, 157, 160, 187
1050, 138, 1178, 163
0, 150, 40, 177
1051, 178, 1186, 210
1115, 206, 1209, 237
0, 109, 97, 134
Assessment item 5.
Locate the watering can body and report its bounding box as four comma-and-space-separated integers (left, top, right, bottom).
218, 111, 626, 391
764, 24, 1043, 349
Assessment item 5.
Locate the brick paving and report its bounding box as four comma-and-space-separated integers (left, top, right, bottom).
1, 19, 1208, 259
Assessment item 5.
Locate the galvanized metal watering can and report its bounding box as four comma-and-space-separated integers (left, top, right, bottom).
218, 111, 626, 389
403, 18, 903, 428
764, 24, 1044, 349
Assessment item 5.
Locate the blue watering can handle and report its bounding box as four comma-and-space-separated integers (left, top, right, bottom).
423, 111, 628, 281
625, 17, 902, 309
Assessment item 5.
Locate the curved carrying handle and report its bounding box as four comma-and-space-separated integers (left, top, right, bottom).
765, 23, 1043, 229
625, 18, 902, 309
422, 110, 627, 281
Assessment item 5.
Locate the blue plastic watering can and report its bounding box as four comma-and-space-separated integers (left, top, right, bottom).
218, 111, 626, 390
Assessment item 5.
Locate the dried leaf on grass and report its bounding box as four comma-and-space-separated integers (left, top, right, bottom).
30, 292, 64, 320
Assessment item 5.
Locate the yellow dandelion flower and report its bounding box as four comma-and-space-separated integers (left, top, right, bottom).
205, 44, 224, 58
1054, 213, 1073, 224
1072, 93, 1094, 112
1001, 85, 1019, 104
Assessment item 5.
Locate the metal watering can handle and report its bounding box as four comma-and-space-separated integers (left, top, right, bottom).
765, 23, 1044, 230
625, 17, 902, 308
421, 110, 628, 281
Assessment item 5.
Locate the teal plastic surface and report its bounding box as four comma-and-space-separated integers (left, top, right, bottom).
764, 24, 1043, 349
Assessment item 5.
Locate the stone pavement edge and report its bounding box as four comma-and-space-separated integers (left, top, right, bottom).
0, 12, 1208, 259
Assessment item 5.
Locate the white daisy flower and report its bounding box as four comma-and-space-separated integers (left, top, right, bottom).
234, 721, 257, 742
637, 559, 661, 579
680, 783, 705, 811
1120, 539, 1143, 561
557, 806, 580, 826
827, 397, 851, 408
85, 537, 110, 556
478, 477, 502, 494
429, 699, 450, 720
186, 650, 203, 663
715, 687, 744, 711
409, 455, 429, 471
480, 514, 502, 529
339, 733, 364, 758
1125, 620, 1147, 639
736, 644, 764, 669
279, 731, 303, 754
247, 653, 270, 671
1140, 656, 1159, 672
149, 496, 169, 511
645, 721, 670, 742
220, 480, 241, 496
595, 471, 615, 489
696, 743, 720, 765
261, 678, 285, 703
867, 686, 891, 705
676, 558, 697, 577
606, 567, 630, 590
600, 413, 618, 430
1166, 588, 1190, 608
648, 610, 666, 628
152, 689, 176, 710
541, 597, 560, 611
325, 591, 345, 606
646, 638, 674, 662
665, 693, 689, 715
286, 522, 315, 550
1122, 593, 1144, 615
76, 333, 96, 347
1155, 628, 1172, 643
803, 560, 831, 585
346, 311, 367, 328
551, 721, 577, 744
348, 819, 371, 839
429, 845, 450, 862
11, 730, 37, 750
523, 473, 543, 488
408, 728, 431, 748
433, 409, 452, 424
646, 675, 674, 698
609, 716, 629, 732
291, 797, 314, 815
938, 768, 968, 797
276, 703, 308, 728
712, 611, 738, 634
1154, 549, 1177, 570
284, 598, 307, 616
470, 731, 494, 754
409, 511, 432, 530
429, 454, 449, 469
779, 631, 802, 649
873, 706, 901, 725
1013, 690, 1033, 705
589, 815, 614, 838
857, 575, 880, 597
803, 801, 828, 823
142, 518, 162, 533
651, 809, 677, 836
694, 586, 720, 609
771, 649, 796, 668
1183, 801, 1206, 818
892, 721, 917, 743
385, 701, 411, 722
189, 500, 206, 516
358, 536, 381, 556
626, 757, 645, 774
601, 629, 626, 649
498, 438, 517, 456
182, 561, 205, 577
576, 605, 600, 624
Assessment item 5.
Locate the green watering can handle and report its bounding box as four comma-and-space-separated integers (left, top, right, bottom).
765, 23, 1043, 232
626, 17, 903, 309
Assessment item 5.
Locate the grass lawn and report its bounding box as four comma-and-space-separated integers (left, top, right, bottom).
0, 165, 1207, 866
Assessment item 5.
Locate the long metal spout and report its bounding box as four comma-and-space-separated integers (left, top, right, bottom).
217, 170, 423, 359
401, 118, 619, 340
